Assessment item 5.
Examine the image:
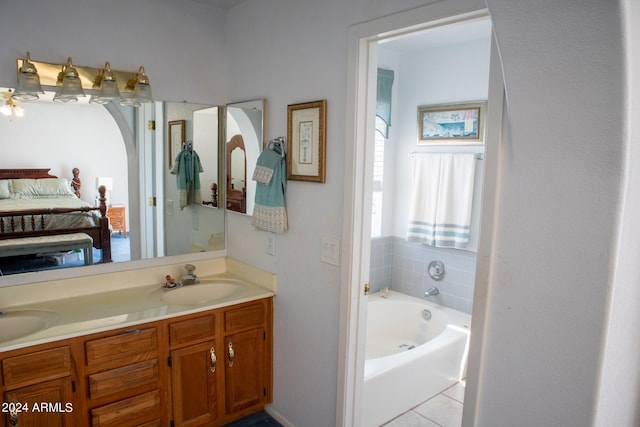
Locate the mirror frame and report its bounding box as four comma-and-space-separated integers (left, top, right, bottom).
224, 99, 267, 216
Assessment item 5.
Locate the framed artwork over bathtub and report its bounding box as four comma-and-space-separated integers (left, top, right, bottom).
417, 101, 486, 145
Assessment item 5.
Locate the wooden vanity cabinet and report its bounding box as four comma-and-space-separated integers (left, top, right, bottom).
0, 342, 76, 427
0, 296, 272, 427
166, 298, 273, 426
166, 314, 218, 426
80, 324, 163, 427
223, 301, 272, 417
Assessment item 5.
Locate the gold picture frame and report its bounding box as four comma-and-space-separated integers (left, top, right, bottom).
168, 120, 185, 169
418, 101, 486, 145
287, 100, 326, 183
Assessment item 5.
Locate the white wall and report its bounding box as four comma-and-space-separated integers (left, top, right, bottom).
0, 101, 128, 207
594, 1, 640, 425
465, 0, 634, 425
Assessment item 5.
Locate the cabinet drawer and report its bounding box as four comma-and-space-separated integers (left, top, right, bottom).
2, 346, 71, 388
107, 207, 124, 219
169, 314, 215, 346
91, 389, 160, 427
88, 359, 159, 399
224, 303, 265, 333
85, 328, 157, 367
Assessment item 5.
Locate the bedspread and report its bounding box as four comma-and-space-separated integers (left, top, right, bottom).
0, 197, 98, 233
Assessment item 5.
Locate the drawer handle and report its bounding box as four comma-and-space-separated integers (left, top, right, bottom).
9, 405, 18, 426
119, 328, 141, 335
228, 342, 235, 367
210, 347, 217, 373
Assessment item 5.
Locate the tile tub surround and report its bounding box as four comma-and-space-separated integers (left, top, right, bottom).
370, 237, 477, 314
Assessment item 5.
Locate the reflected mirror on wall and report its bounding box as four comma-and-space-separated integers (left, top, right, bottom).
0, 92, 225, 278
225, 99, 266, 215
193, 106, 222, 208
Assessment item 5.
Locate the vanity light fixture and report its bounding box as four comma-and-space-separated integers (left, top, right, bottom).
12, 53, 152, 107
89, 62, 121, 105
13, 52, 44, 101
120, 66, 153, 106
52, 57, 86, 103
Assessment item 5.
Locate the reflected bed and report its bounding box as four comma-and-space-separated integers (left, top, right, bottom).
0, 168, 112, 264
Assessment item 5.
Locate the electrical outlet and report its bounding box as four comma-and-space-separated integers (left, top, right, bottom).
265, 232, 276, 256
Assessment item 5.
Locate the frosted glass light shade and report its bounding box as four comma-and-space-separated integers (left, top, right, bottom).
133, 82, 153, 103
13, 52, 44, 101
53, 58, 86, 103
121, 66, 152, 107
90, 62, 121, 104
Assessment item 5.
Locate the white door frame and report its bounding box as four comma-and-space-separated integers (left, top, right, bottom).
337, 2, 504, 425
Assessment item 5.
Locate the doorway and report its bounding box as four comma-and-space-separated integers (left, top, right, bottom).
338, 3, 504, 426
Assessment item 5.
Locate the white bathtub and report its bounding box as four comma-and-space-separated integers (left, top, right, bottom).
363, 290, 471, 427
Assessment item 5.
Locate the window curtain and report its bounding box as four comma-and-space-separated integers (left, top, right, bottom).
376, 68, 394, 138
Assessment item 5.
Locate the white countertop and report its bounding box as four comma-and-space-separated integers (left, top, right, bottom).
0, 258, 276, 352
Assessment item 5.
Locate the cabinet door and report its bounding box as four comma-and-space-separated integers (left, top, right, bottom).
4, 377, 74, 427
224, 329, 265, 415
170, 341, 218, 427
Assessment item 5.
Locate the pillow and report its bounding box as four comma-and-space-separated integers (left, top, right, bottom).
10, 178, 77, 198
0, 180, 9, 199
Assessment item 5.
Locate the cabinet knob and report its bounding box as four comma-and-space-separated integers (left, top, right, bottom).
227, 342, 235, 367
210, 347, 217, 373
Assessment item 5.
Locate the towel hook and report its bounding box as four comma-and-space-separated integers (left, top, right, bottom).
268, 136, 286, 158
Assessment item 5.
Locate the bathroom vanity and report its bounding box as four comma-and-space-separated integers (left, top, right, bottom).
0, 257, 274, 427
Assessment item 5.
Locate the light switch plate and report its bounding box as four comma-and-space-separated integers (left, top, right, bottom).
321, 236, 340, 266
265, 232, 276, 256
192, 211, 199, 230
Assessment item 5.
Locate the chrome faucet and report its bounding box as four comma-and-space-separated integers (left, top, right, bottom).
180, 264, 198, 286
425, 287, 439, 297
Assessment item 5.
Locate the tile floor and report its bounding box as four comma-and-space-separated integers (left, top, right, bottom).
382, 381, 465, 427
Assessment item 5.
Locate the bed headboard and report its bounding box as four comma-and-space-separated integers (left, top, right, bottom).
0, 169, 58, 179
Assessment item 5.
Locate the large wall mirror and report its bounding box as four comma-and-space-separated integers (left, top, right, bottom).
225, 99, 266, 215
0, 90, 225, 280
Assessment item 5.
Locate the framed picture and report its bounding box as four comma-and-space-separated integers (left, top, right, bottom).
168, 120, 185, 169
287, 100, 327, 182
417, 101, 486, 144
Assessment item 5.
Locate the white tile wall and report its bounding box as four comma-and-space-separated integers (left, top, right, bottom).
369, 237, 477, 314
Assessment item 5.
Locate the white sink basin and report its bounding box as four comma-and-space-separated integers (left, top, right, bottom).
0, 309, 60, 342
159, 279, 250, 306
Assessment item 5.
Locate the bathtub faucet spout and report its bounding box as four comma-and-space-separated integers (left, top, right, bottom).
425, 287, 439, 297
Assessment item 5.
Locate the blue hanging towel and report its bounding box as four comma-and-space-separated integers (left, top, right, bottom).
251, 145, 288, 233
171, 146, 203, 209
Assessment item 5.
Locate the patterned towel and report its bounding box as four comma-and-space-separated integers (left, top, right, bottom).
407, 153, 476, 248
251, 148, 288, 232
